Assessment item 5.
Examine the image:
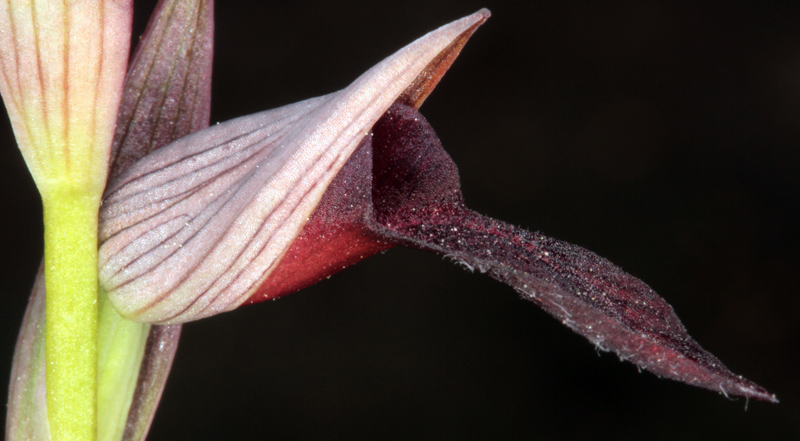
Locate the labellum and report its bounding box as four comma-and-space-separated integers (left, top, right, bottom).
269, 102, 778, 403
98, 9, 776, 403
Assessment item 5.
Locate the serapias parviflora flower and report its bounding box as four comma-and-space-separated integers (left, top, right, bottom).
97, 9, 776, 403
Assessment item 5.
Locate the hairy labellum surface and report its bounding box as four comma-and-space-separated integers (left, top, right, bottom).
256, 103, 777, 403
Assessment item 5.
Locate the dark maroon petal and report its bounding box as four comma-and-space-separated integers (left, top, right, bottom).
259, 102, 776, 403
373, 104, 777, 402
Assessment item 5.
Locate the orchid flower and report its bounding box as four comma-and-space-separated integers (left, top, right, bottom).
2, 2, 777, 441
97, 4, 775, 404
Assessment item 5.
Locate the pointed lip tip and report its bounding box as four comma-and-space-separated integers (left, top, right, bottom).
734, 382, 779, 404
754, 391, 780, 404
746, 392, 779, 404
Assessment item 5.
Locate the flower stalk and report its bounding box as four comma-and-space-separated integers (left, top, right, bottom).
42, 190, 101, 441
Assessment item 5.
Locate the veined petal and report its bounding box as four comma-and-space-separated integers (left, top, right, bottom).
0, 0, 132, 194
108, 0, 214, 184
98, 10, 490, 324
111, 1, 214, 439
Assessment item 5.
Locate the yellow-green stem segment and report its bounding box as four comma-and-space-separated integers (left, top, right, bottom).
43, 189, 101, 441
97, 289, 150, 441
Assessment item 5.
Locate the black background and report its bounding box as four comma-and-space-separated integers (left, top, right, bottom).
1, 1, 798, 440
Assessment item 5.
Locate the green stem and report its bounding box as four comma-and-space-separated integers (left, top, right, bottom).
43, 189, 101, 441
97, 289, 150, 441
